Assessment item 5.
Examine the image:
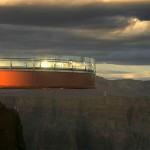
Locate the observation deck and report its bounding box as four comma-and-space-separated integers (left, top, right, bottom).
0, 55, 96, 88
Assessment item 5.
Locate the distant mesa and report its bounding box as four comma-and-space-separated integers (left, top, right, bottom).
0, 55, 96, 89
95, 76, 150, 96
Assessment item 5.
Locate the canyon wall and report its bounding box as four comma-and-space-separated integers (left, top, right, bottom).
0, 92, 149, 150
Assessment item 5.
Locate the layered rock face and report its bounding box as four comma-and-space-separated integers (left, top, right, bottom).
0, 102, 26, 150
0, 93, 150, 150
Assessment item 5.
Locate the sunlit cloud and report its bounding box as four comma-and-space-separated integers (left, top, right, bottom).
114, 18, 150, 37
96, 64, 150, 80
0, 0, 150, 6
98, 17, 150, 40
101, 0, 150, 2
109, 72, 150, 80
0, 0, 96, 6
73, 17, 150, 41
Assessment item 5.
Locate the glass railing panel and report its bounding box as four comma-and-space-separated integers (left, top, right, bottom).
55, 55, 64, 61
72, 62, 85, 70
84, 57, 90, 63
61, 55, 71, 61
55, 62, 64, 69
85, 65, 91, 70
12, 60, 26, 68
90, 58, 95, 63
41, 61, 55, 68
39, 55, 55, 60
34, 61, 41, 68
0, 56, 95, 73
26, 61, 34, 68
0, 60, 10, 68
63, 63, 69, 69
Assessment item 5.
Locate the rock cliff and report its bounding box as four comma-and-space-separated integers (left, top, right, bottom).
0, 95, 150, 150
0, 102, 26, 150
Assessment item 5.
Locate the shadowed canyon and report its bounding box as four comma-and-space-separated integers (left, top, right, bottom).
0, 76, 150, 150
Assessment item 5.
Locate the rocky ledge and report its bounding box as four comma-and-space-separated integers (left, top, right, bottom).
0, 102, 26, 150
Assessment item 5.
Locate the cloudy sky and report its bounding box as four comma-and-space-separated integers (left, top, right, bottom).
0, 0, 150, 80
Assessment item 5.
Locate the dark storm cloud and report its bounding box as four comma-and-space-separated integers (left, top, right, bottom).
95, 49, 150, 65
0, 23, 150, 65
0, 24, 101, 54
0, 1, 150, 66
0, 2, 150, 28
